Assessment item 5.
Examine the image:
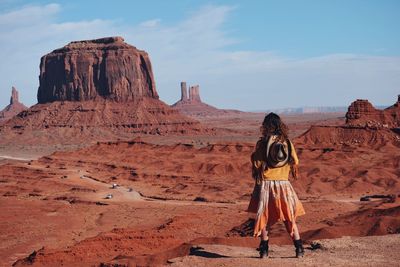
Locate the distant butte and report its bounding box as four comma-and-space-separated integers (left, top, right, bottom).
172, 82, 242, 117
346, 96, 400, 128
0, 87, 28, 122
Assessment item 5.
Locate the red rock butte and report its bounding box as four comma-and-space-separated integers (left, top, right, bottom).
345, 96, 400, 128
37, 37, 158, 103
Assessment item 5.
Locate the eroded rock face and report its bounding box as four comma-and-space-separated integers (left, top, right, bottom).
345, 97, 400, 128
37, 37, 158, 103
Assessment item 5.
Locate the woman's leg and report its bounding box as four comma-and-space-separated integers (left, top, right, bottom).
284, 221, 304, 257
283, 220, 300, 240
259, 224, 270, 258
261, 226, 269, 241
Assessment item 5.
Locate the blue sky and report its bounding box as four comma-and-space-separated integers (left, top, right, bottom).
0, 0, 399, 110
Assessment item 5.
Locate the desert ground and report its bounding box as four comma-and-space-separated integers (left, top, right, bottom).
1, 111, 399, 266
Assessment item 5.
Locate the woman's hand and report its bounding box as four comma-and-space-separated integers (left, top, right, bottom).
291, 165, 299, 180
252, 167, 259, 180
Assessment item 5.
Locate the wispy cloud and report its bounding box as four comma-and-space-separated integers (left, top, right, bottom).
0, 3, 399, 110
0, 3, 59, 26
139, 19, 161, 28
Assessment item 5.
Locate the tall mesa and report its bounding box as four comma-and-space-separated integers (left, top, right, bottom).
37, 36, 158, 103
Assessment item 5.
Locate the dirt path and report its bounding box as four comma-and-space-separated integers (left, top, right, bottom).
68, 169, 239, 207
0, 155, 33, 161
168, 234, 400, 267
69, 169, 143, 201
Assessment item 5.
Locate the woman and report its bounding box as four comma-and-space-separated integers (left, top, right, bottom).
248, 112, 305, 258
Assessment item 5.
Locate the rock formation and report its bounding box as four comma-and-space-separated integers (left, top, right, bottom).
37, 36, 158, 103
10, 87, 19, 104
346, 96, 400, 128
176, 82, 201, 103
189, 85, 201, 102
0, 38, 205, 144
297, 95, 400, 147
180, 82, 188, 102
0, 87, 28, 122
172, 82, 241, 117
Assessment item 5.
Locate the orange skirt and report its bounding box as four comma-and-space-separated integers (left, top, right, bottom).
251, 180, 305, 237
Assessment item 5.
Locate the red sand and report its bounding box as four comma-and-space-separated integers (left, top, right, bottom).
1, 112, 399, 266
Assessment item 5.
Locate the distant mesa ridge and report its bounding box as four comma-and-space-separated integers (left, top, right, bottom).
264, 106, 348, 114
37, 36, 158, 104
297, 95, 400, 147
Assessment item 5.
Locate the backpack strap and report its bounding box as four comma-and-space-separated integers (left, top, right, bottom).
262, 135, 272, 171
286, 138, 293, 164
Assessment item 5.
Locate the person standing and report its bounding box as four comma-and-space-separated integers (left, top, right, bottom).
248, 112, 305, 258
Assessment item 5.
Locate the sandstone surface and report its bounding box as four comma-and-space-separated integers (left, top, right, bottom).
0, 87, 28, 122
2, 136, 399, 266
0, 112, 399, 266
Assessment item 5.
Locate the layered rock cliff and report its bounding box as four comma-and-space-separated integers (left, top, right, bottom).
37, 37, 158, 103
0, 87, 28, 122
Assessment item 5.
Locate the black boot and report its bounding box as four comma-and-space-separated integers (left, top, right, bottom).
294, 239, 304, 258
259, 240, 269, 258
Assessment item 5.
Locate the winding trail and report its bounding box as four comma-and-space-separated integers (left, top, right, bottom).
0, 155, 34, 161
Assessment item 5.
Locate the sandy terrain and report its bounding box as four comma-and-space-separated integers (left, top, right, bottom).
1, 112, 399, 266
168, 234, 400, 267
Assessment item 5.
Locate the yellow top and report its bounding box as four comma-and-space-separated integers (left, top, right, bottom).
251, 137, 299, 181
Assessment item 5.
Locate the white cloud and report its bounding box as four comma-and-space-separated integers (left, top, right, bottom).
0, 4, 119, 108
0, 3, 59, 27
0, 3, 399, 111
139, 19, 161, 28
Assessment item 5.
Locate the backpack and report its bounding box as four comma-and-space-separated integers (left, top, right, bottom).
264, 135, 292, 169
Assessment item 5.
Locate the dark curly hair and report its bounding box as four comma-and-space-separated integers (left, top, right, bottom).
260, 112, 289, 141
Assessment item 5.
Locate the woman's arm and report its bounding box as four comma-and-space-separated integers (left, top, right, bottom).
251, 139, 266, 180
289, 141, 300, 179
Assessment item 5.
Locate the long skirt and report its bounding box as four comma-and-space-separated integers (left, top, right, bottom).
251, 180, 305, 237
